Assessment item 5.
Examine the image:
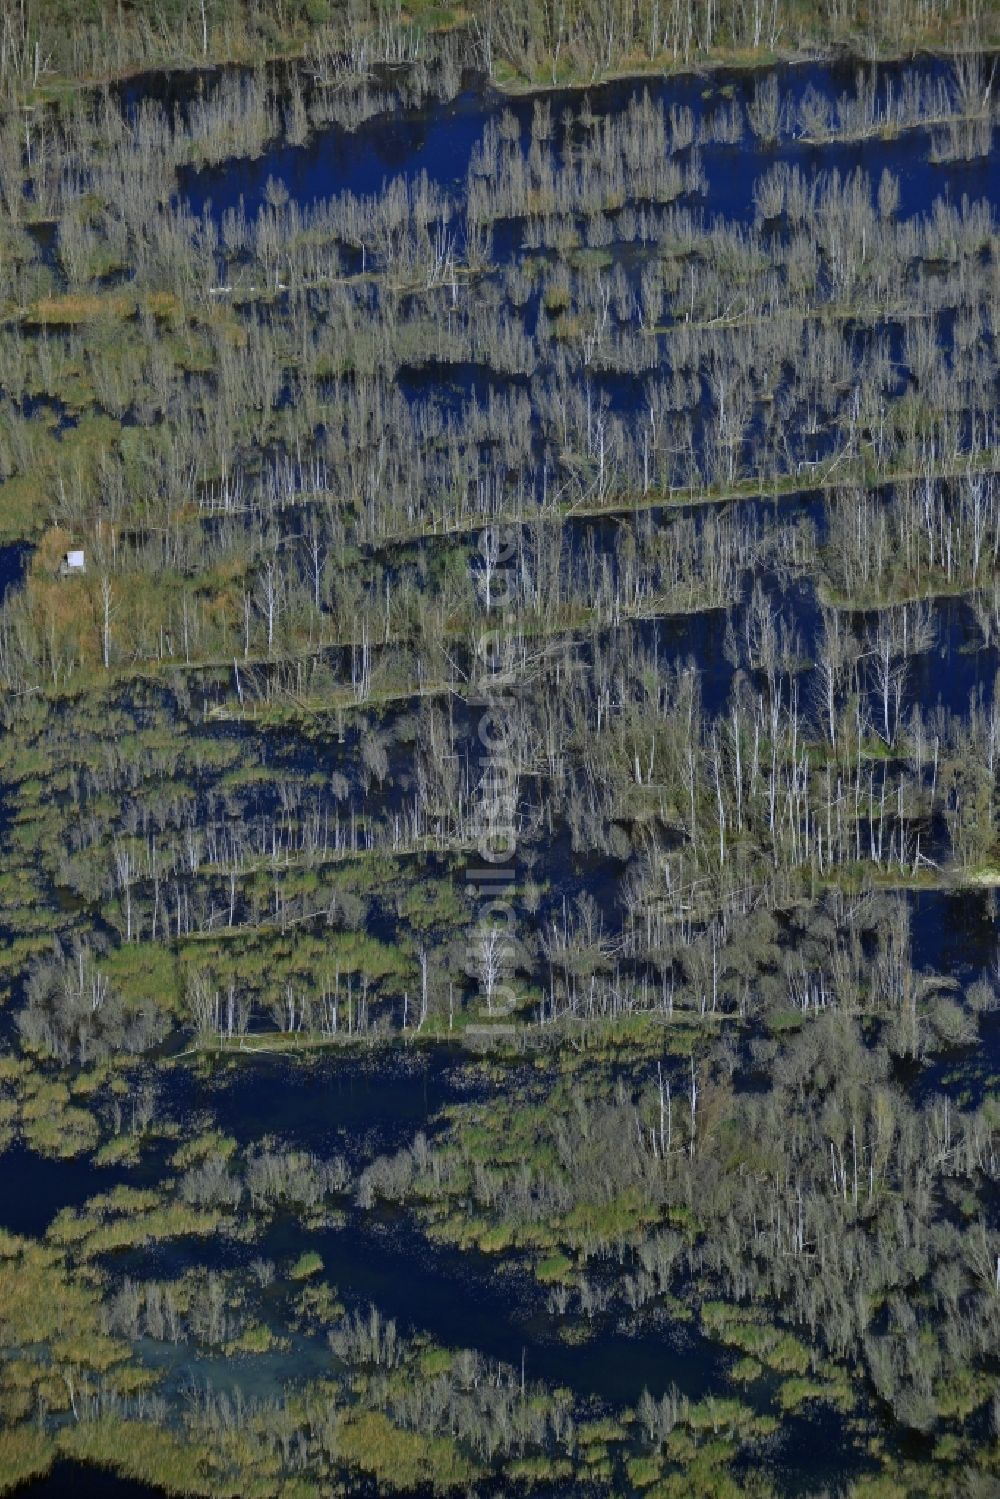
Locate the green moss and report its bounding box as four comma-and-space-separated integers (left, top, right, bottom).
506, 1454, 574, 1484
337, 1410, 477, 1490
289, 1251, 324, 1281
728, 1357, 762, 1385
628, 1454, 664, 1488
536, 1250, 575, 1283
224, 1323, 284, 1356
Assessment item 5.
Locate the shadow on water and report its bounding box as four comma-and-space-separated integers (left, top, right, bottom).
183, 1047, 467, 1166
909, 596, 997, 717
269, 1207, 727, 1407
904, 887, 1000, 1101
909, 886, 997, 980
736, 1400, 874, 1497
14, 1464, 168, 1498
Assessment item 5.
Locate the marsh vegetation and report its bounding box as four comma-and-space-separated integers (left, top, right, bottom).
0, 14, 999, 1499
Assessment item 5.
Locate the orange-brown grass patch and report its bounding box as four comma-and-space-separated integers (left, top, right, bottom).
26, 293, 136, 326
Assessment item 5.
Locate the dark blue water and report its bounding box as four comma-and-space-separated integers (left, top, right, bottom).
910, 887, 997, 979
14, 1465, 167, 1498
0, 1144, 141, 1238
914, 598, 997, 716
179, 58, 999, 230
0, 542, 31, 600
0, 1054, 459, 1238
190, 1048, 466, 1164
105, 1198, 726, 1409
264, 1208, 726, 1406
182, 83, 502, 214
